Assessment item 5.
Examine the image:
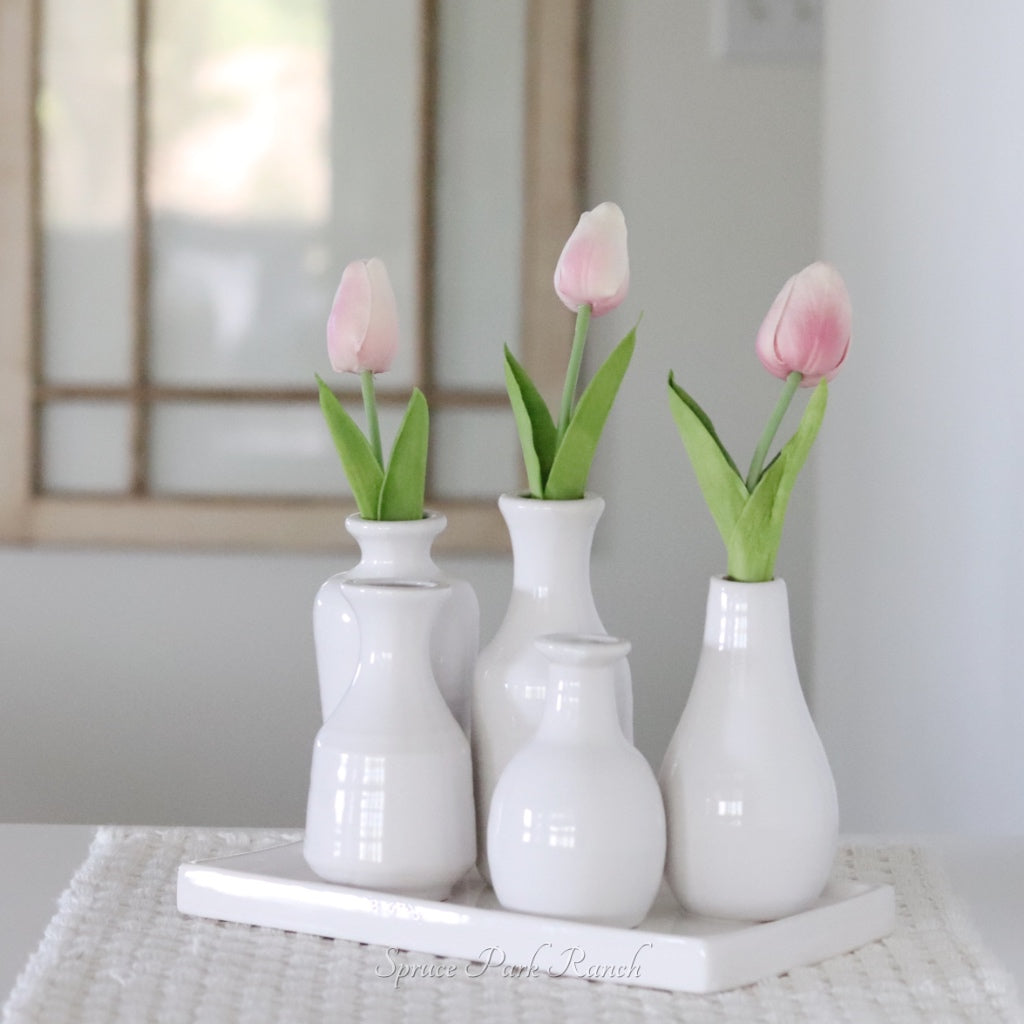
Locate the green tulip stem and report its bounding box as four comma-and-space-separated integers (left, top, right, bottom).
556, 303, 592, 446
745, 370, 803, 492
361, 369, 384, 469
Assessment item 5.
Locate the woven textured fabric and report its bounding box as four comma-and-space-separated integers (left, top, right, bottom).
2, 829, 1020, 1024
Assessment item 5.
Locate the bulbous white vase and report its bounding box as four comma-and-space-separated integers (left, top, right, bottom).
304, 579, 476, 899
313, 511, 479, 731
659, 576, 838, 921
487, 634, 664, 927
471, 493, 633, 879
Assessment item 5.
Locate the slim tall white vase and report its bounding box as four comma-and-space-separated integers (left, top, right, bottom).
471, 493, 633, 879
659, 576, 838, 921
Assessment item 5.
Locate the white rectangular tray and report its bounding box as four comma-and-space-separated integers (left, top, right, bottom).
176, 841, 895, 994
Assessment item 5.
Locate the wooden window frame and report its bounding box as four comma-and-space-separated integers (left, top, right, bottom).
0, 0, 587, 553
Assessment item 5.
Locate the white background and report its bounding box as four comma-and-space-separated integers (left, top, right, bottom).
2, 0, 1020, 834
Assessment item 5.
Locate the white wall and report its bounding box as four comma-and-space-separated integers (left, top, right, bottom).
0, 1, 824, 825
586, 0, 823, 777
815, 1, 1024, 832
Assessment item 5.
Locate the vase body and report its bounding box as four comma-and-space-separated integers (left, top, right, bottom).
488, 634, 664, 927
471, 493, 633, 879
313, 511, 478, 731
659, 576, 838, 921
304, 580, 476, 899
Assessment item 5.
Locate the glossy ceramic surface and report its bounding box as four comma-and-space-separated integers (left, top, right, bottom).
660, 577, 839, 921
177, 841, 895, 994
472, 494, 633, 879
313, 511, 479, 730
304, 579, 476, 900
488, 634, 664, 927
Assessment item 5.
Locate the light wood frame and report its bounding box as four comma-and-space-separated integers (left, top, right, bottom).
0, 0, 587, 553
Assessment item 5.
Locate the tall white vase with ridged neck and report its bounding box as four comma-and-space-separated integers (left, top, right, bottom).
313, 511, 478, 731
471, 493, 633, 880
304, 579, 476, 899
659, 576, 838, 921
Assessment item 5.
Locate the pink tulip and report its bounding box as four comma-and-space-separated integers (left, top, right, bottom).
553, 201, 630, 316
326, 258, 399, 374
755, 261, 851, 386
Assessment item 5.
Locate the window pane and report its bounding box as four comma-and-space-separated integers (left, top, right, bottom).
40, 401, 133, 493
39, 0, 134, 385
149, 400, 407, 498
432, 1, 526, 389
147, 0, 334, 388
147, 0, 422, 389
28, 0, 541, 522
430, 407, 518, 500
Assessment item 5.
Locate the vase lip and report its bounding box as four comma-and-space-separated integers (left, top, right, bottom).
341, 577, 450, 596
711, 574, 787, 589
345, 509, 446, 535
498, 491, 604, 510
536, 632, 631, 665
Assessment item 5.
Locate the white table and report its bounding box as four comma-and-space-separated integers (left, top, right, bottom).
1, 826, 1022, 1007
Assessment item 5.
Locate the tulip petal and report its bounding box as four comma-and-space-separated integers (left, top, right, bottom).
553, 202, 630, 316
756, 262, 851, 386
327, 263, 369, 373
326, 258, 399, 375
754, 274, 796, 382
360, 257, 400, 373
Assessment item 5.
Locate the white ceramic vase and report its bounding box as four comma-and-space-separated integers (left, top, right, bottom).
471, 494, 633, 879
659, 576, 839, 921
313, 511, 479, 731
487, 634, 664, 927
303, 579, 476, 899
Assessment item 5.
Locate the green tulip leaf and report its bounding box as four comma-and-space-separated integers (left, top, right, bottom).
317, 374, 384, 519
504, 345, 557, 498
668, 372, 742, 479
378, 387, 429, 521
545, 328, 637, 500
667, 372, 748, 545
725, 378, 828, 581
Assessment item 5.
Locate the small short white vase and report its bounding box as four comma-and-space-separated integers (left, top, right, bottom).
472, 494, 633, 879
304, 579, 476, 899
313, 511, 479, 731
659, 576, 838, 921
487, 634, 664, 928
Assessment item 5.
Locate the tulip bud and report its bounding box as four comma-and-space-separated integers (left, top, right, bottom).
326, 258, 399, 374
553, 201, 630, 316
755, 261, 851, 386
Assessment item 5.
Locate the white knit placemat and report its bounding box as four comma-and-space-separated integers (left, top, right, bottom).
2, 828, 1020, 1023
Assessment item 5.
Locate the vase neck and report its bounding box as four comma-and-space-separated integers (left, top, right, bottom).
536, 634, 630, 741
345, 512, 444, 578
499, 494, 603, 595
342, 580, 447, 689
703, 576, 793, 655
536, 669, 621, 741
